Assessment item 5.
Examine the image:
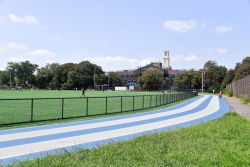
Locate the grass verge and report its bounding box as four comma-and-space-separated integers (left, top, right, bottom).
6, 112, 249, 167
0, 96, 198, 130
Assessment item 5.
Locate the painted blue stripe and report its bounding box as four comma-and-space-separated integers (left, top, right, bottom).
0, 95, 203, 135
0, 96, 212, 148
0, 96, 230, 166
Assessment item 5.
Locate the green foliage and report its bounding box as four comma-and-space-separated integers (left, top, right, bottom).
53, 63, 75, 89
222, 88, 233, 97
108, 72, 121, 86
233, 57, 250, 81
0, 70, 9, 86
174, 70, 198, 90
203, 61, 227, 92
67, 61, 105, 89
8, 112, 250, 167
220, 69, 235, 89
137, 68, 164, 90
6, 61, 38, 87
242, 97, 249, 104
36, 63, 59, 89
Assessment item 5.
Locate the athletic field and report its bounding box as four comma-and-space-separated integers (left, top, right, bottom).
0, 90, 187, 125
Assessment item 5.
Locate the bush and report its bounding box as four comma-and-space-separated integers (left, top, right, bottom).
242, 97, 249, 104
222, 88, 233, 97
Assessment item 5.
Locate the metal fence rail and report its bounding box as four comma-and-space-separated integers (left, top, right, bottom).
226, 75, 250, 98
0, 91, 198, 126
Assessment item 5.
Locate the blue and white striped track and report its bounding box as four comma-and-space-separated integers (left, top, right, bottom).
0, 95, 230, 165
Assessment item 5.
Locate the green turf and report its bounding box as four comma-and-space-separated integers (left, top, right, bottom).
0, 90, 172, 99
0, 95, 198, 130
0, 90, 189, 125
6, 112, 249, 167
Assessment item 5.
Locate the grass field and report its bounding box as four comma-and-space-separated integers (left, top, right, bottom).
6, 112, 249, 167
0, 95, 198, 130
0, 90, 168, 99
0, 90, 188, 125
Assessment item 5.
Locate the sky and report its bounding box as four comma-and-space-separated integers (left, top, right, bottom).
0, 0, 250, 71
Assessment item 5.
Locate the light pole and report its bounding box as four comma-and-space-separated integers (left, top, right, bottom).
201, 71, 205, 92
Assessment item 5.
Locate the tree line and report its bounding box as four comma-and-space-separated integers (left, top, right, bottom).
0, 61, 121, 89
173, 57, 250, 92
0, 57, 249, 92
137, 57, 249, 92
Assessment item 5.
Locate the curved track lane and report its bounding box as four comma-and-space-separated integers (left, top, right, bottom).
0, 95, 230, 165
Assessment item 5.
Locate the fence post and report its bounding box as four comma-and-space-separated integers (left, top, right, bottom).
121, 96, 123, 112
150, 95, 152, 108
133, 96, 135, 111
160, 95, 162, 106
156, 95, 157, 107
61, 98, 64, 119
86, 97, 88, 116
31, 99, 33, 122
105, 97, 108, 114
142, 95, 144, 109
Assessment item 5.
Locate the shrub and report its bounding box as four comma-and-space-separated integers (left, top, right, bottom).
242, 97, 249, 104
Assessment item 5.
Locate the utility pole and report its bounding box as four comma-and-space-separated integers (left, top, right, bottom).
201, 71, 205, 92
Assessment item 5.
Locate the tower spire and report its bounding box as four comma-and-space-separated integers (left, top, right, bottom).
163, 50, 170, 69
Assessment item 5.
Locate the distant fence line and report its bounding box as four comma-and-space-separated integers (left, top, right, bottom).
226, 75, 250, 98
0, 91, 197, 126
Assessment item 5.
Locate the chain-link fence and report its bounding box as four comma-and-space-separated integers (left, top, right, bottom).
226, 75, 250, 98
0, 91, 198, 126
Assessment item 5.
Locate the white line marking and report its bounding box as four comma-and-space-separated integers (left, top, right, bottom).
0, 96, 218, 159
0, 96, 208, 142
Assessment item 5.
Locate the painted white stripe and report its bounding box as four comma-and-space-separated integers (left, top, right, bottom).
0, 96, 219, 159
0, 95, 208, 142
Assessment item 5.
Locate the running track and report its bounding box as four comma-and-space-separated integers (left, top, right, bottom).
0, 95, 230, 165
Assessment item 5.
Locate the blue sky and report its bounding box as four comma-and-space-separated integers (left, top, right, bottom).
0, 0, 249, 71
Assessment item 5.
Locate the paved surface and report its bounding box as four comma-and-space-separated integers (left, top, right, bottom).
223, 96, 250, 120
0, 95, 230, 166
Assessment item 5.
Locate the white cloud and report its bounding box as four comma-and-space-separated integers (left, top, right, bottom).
215, 26, 232, 33
86, 56, 158, 71
184, 55, 201, 61
208, 48, 228, 54
216, 48, 228, 54
28, 49, 55, 56
163, 20, 197, 33
172, 54, 202, 62
8, 14, 39, 24
7, 42, 28, 51
8, 56, 25, 62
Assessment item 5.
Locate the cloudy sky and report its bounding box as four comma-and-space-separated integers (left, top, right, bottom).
0, 0, 249, 71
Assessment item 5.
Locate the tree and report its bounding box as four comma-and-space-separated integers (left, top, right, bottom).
36, 63, 60, 89
233, 57, 250, 80
108, 72, 121, 86
137, 68, 164, 90
53, 63, 75, 89
174, 70, 196, 90
162, 77, 173, 90
0, 71, 9, 86
191, 71, 201, 90
6, 61, 38, 87
67, 61, 105, 89
220, 69, 235, 89
203, 61, 227, 92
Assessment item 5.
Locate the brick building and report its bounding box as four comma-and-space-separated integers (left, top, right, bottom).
108, 51, 185, 86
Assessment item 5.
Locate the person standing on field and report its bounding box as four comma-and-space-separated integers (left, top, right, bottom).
213, 89, 215, 95
82, 88, 85, 97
